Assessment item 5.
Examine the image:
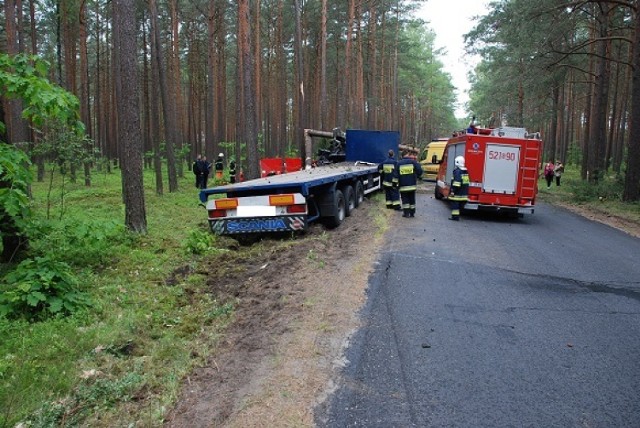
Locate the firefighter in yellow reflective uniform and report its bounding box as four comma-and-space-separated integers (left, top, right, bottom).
449, 155, 469, 221
397, 151, 423, 217
378, 150, 401, 210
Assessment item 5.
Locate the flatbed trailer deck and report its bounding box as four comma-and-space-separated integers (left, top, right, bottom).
198, 162, 381, 235
199, 162, 379, 199
198, 129, 399, 236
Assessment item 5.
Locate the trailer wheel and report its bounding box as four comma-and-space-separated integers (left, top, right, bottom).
343, 185, 356, 217
434, 184, 443, 200
325, 189, 346, 228
354, 180, 365, 207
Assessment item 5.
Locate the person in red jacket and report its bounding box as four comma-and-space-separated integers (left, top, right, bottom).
544, 160, 554, 188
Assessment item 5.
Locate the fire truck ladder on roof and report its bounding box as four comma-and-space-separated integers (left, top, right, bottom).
519, 140, 539, 199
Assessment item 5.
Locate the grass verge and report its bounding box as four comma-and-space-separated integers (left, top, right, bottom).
0, 167, 239, 427
537, 167, 640, 224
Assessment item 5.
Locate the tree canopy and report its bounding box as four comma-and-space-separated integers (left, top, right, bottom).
466, 0, 639, 200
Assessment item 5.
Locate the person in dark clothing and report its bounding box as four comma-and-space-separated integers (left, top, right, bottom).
215, 153, 225, 180
449, 155, 469, 221
229, 159, 237, 184
192, 154, 202, 188
397, 151, 423, 217
378, 150, 400, 210
200, 156, 211, 189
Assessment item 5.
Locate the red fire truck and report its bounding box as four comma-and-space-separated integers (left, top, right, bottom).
434, 126, 542, 216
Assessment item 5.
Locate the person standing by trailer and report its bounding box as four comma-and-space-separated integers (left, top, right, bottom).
215, 153, 225, 180
448, 156, 469, 221
397, 151, 423, 218
200, 156, 212, 189
378, 149, 401, 210
192, 154, 203, 188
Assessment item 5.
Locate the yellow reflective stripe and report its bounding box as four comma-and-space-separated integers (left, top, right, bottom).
399, 165, 414, 175
399, 186, 417, 191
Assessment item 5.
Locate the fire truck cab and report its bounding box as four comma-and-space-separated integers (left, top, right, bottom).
435, 126, 542, 216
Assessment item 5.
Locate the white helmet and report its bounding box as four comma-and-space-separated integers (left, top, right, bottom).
454, 156, 465, 168
219, 152, 224, 157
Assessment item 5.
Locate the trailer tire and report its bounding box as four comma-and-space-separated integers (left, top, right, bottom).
434, 184, 444, 200
343, 185, 356, 217
354, 180, 365, 207
325, 189, 346, 228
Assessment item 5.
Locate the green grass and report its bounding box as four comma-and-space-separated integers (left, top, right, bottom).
0, 165, 235, 427
537, 165, 640, 223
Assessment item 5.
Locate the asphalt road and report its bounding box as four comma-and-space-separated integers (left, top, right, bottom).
317, 184, 640, 427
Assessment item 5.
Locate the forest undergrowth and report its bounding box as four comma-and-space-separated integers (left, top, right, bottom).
0, 166, 275, 427
1, 163, 639, 427
538, 166, 640, 233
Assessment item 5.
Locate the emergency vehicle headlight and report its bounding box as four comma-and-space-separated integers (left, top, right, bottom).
269, 194, 295, 206
215, 198, 238, 209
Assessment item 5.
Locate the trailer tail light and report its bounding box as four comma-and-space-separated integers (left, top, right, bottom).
215, 198, 238, 209
286, 204, 307, 214
209, 209, 227, 219
269, 194, 295, 206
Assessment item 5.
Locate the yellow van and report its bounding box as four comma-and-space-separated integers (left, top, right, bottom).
420, 139, 447, 181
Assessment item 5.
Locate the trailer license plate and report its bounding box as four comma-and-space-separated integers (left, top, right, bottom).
237, 205, 276, 217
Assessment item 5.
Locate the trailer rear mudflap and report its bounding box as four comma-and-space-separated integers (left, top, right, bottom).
209, 215, 307, 234
206, 192, 309, 234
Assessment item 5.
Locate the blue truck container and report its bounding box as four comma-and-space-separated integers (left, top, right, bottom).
199, 129, 399, 235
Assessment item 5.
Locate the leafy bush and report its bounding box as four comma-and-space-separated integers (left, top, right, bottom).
0, 144, 33, 259
571, 173, 624, 203
0, 256, 92, 320
184, 229, 218, 255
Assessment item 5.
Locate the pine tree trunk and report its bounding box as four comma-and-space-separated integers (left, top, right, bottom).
319, 0, 328, 129
588, 4, 612, 180
113, 0, 147, 232
293, 0, 306, 160
623, 9, 640, 201
149, 0, 179, 191
238, 0, 260, 180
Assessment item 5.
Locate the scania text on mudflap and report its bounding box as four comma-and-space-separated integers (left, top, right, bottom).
199, 129, 399, 235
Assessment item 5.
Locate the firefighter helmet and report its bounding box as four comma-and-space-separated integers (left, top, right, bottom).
455, 156, 465, 168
